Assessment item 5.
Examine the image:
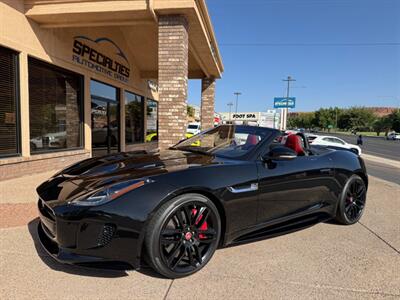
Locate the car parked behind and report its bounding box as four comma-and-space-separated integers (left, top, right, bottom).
311, 135, 362, 155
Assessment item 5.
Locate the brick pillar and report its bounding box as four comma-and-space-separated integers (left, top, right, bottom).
158, 15, 189, 150
201, 78, 216, 130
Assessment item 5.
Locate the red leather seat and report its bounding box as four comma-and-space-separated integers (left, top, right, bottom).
246, 134, 258, 146
285, 134, 305, 156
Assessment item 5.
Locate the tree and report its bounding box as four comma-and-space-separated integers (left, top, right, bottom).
187, 105, 195, 118
287, 112, 316, 129
314, 107, 338, 131
337, 107, 375, 131
372, 117, 390, 136
386, 109, 400, 132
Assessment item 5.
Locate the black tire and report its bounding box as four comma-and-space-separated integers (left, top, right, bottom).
145, 193, 221, 278
335, 175, 367, 225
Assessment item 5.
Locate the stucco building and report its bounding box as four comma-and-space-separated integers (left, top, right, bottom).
0, 0, 223, 180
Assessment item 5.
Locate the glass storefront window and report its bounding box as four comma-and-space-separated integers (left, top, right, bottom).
125, 91, 144, 144
91, 80, 120, 157
0, 46, 19, 157
146, 99, 158, 142
28, 58, 83, 153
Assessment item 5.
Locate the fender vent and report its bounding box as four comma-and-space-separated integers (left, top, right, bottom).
97, 225, 116, 247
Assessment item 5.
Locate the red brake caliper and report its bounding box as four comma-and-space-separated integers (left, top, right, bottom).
191, 208, 207, 239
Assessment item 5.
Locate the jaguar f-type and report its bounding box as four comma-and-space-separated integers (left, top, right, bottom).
37, 125, 368, 278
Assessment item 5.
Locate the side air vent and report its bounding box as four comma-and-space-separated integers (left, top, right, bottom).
97, 225, 116, 247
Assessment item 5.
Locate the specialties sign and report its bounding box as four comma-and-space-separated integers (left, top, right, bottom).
72, 36, 130, 83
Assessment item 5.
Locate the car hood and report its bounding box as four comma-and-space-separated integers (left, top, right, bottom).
37, 150, 219, 202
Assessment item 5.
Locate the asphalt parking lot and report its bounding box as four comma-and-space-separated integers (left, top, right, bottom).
1, 172, 399, 299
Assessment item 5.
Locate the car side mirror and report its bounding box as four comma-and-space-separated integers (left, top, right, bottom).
263, 146, 297, 161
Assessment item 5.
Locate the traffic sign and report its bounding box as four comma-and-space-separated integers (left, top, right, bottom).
274, 97, 296, 109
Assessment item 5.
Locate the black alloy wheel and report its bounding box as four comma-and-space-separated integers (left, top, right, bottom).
335, 175, 367, 225
145, 194, 221, 278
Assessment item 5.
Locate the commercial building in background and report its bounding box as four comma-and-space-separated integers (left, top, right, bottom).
220, 111, 281, 128
0, 0, 223, 181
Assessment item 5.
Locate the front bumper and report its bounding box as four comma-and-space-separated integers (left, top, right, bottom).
37, 198, 142, 269
38, 222, 108, 264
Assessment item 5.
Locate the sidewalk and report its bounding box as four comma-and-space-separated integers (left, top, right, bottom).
362, 153, 400, 169
0, 172, 399, 299
0, 171, 54, 228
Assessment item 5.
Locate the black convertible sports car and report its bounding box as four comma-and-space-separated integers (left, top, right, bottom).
37, 125, 368, 278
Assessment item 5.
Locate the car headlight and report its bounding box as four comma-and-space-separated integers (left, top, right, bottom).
70, 178, 154, 206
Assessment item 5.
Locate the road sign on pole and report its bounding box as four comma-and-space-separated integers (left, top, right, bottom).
274, 97, 296, 109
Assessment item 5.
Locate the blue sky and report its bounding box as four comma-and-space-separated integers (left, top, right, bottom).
188, 0, 400, 112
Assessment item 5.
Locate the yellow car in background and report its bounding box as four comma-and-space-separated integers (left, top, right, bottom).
145, 133, 200, 146
145, 132, 158, 142
185, 133, 201, 146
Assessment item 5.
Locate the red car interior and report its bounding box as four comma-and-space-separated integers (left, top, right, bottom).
246, 134, 258, 145
285, 134, 305, 156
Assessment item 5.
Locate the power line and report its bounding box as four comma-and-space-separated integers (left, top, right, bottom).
219, 42, 400, 47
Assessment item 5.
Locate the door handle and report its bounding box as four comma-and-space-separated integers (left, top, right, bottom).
228, 183, 258, 193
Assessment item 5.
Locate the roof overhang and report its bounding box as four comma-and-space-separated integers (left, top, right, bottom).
24, 0, 224, 79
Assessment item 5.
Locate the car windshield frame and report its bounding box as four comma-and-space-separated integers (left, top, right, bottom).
171, 125, 278, 160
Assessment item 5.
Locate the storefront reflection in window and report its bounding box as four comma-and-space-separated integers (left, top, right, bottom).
28, 58, 83, 153
125, 91, 144, 144
146, 99, 158, 142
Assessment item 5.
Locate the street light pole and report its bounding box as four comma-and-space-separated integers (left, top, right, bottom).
282, 76, 296, 130
234, 92, 242, 113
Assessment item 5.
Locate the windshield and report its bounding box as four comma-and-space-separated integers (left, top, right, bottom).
188, 125, 199, 129
172, 125, 275, 158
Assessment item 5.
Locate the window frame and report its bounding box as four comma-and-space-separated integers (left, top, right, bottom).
0, 46, 21, 158
90, 78, 121, 154
28, 57, 85, 155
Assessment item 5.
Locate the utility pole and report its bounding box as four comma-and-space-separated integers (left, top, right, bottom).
227, 102, 233, 123
234, 92, 242, 113
335, 107, 338, 132
282, 76, 296, 130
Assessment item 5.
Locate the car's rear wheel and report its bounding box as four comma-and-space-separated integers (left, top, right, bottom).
145, 194, 221, 278
335, 175, 367, 225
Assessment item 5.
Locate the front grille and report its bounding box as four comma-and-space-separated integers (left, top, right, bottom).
97, 225, 115, 247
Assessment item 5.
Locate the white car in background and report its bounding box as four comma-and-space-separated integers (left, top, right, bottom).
386, 132, 400, 140
311, 135, 362, 155
187, 123, 201, 135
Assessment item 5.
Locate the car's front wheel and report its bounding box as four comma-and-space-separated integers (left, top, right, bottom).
145, 194, 221, 278
335, 175, 367, 225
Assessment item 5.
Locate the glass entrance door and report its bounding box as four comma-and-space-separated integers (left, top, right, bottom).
91, 80, 119, 157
